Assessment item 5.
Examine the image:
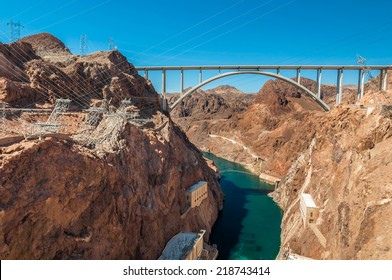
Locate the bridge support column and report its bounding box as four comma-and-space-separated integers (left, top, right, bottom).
277, 68, 280, 75
199, 69, 203, 84
180, 69, 184, 96
162, 69, 167, 111
384, 70, 388, 91
316, 69, 322, 99
144, 69, 148, 79
380, 69, 388, 91
296, 68, 301, 84
336, 69, 343, 105
357, 69, 365, 100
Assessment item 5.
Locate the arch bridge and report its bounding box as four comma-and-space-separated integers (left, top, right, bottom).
135, 65, 392, 112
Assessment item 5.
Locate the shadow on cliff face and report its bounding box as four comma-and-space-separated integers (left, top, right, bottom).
209, 176, 248, 259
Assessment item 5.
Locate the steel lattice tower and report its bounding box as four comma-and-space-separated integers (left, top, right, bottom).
7, 19, 24, 42
80, 35, 88, 56
108, 37, 116, 51
357, 54, 374, 80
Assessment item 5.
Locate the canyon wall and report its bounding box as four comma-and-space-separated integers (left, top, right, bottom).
1, 33, 157, 107
0, 33, 223, 259
273, 105, 392, 259
171, 72, 392, 259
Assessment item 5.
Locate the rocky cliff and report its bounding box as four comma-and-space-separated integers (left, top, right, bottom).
0, 33, 223, 259
169, 76, 376, 177
272, 105, 392, 259
1, 33, 157, 107
170, 72, 392, 259
170, 78, 338, 176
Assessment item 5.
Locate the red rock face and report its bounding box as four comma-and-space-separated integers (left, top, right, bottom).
0, 33, 223, 260
171, 74, 392, 260
272, 106, 392, 259
18, 33, 70, 55
0, 33, 157, 107
0, 115, 223, 260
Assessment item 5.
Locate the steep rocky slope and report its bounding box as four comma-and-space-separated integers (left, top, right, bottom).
1, 33, 156, 107
0, 33, 223, 259
272, 105, 392, 259
19, 33, 71, 56
0, 114, 223, 259
171, 78, 332, 175
170, 72, 392, 259
168, 86, 254, 119
170, 77, 358, 177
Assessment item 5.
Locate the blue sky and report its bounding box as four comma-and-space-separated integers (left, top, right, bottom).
1, 0, 391, 92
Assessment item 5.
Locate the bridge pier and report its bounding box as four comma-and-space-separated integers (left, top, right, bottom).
296, 68, 301, 84
162, 69, 167, 111
380, 69, 388, 91
316, 69, 322, 99
384, 70, 388, 91
144, 69, 148, 79
357, 69, 365, 100
199, 69, 203, 84
276, 68, 281, 75
180, 69, 184, 96
336, 69, 343, 105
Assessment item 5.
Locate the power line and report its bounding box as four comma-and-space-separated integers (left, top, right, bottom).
142, 0, 274, 64
128, 0, 246, 60
34, 0, 112, 32
162, 0, 296, 63
25, 0, 79, 25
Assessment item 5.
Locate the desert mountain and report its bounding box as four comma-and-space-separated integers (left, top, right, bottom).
0, 33, 223, 259
0, 33, 156, 108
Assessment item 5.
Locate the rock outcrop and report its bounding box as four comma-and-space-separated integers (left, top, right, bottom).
0, 33, 223, 260
170, 73, 392, 259
0, 33, 157, 107
272, 105, 392, 259
168, 87, 254, 119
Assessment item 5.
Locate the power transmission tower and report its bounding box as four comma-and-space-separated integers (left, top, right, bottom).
357, 54, 374, 79
7, 19, 24, 42
80, 35, 88, 56
108, 37, 116, 51
84, 100, 108, 127
46, 99, 72, 124
116, 99, 141, 121
31, 99, 71, 138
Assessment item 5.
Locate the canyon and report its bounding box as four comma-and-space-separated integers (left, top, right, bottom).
170, 72, 392, 259
1, 32, 392, 260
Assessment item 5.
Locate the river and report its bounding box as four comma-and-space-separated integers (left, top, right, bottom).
205, 153, 283, 260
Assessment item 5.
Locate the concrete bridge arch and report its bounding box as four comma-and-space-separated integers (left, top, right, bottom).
169, 71, 330, 112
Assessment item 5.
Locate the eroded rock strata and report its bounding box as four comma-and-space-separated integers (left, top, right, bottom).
171, 72, 392, 259
0, 33, 223, 259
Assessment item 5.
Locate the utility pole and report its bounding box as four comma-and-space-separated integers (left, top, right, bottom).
7, 19, 24, 42
80, 35, 88, 56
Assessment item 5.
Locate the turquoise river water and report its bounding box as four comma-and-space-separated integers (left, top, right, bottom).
205, 153, 283, 260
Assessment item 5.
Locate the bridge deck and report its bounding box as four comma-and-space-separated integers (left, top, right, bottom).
135, 65, 392, 71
